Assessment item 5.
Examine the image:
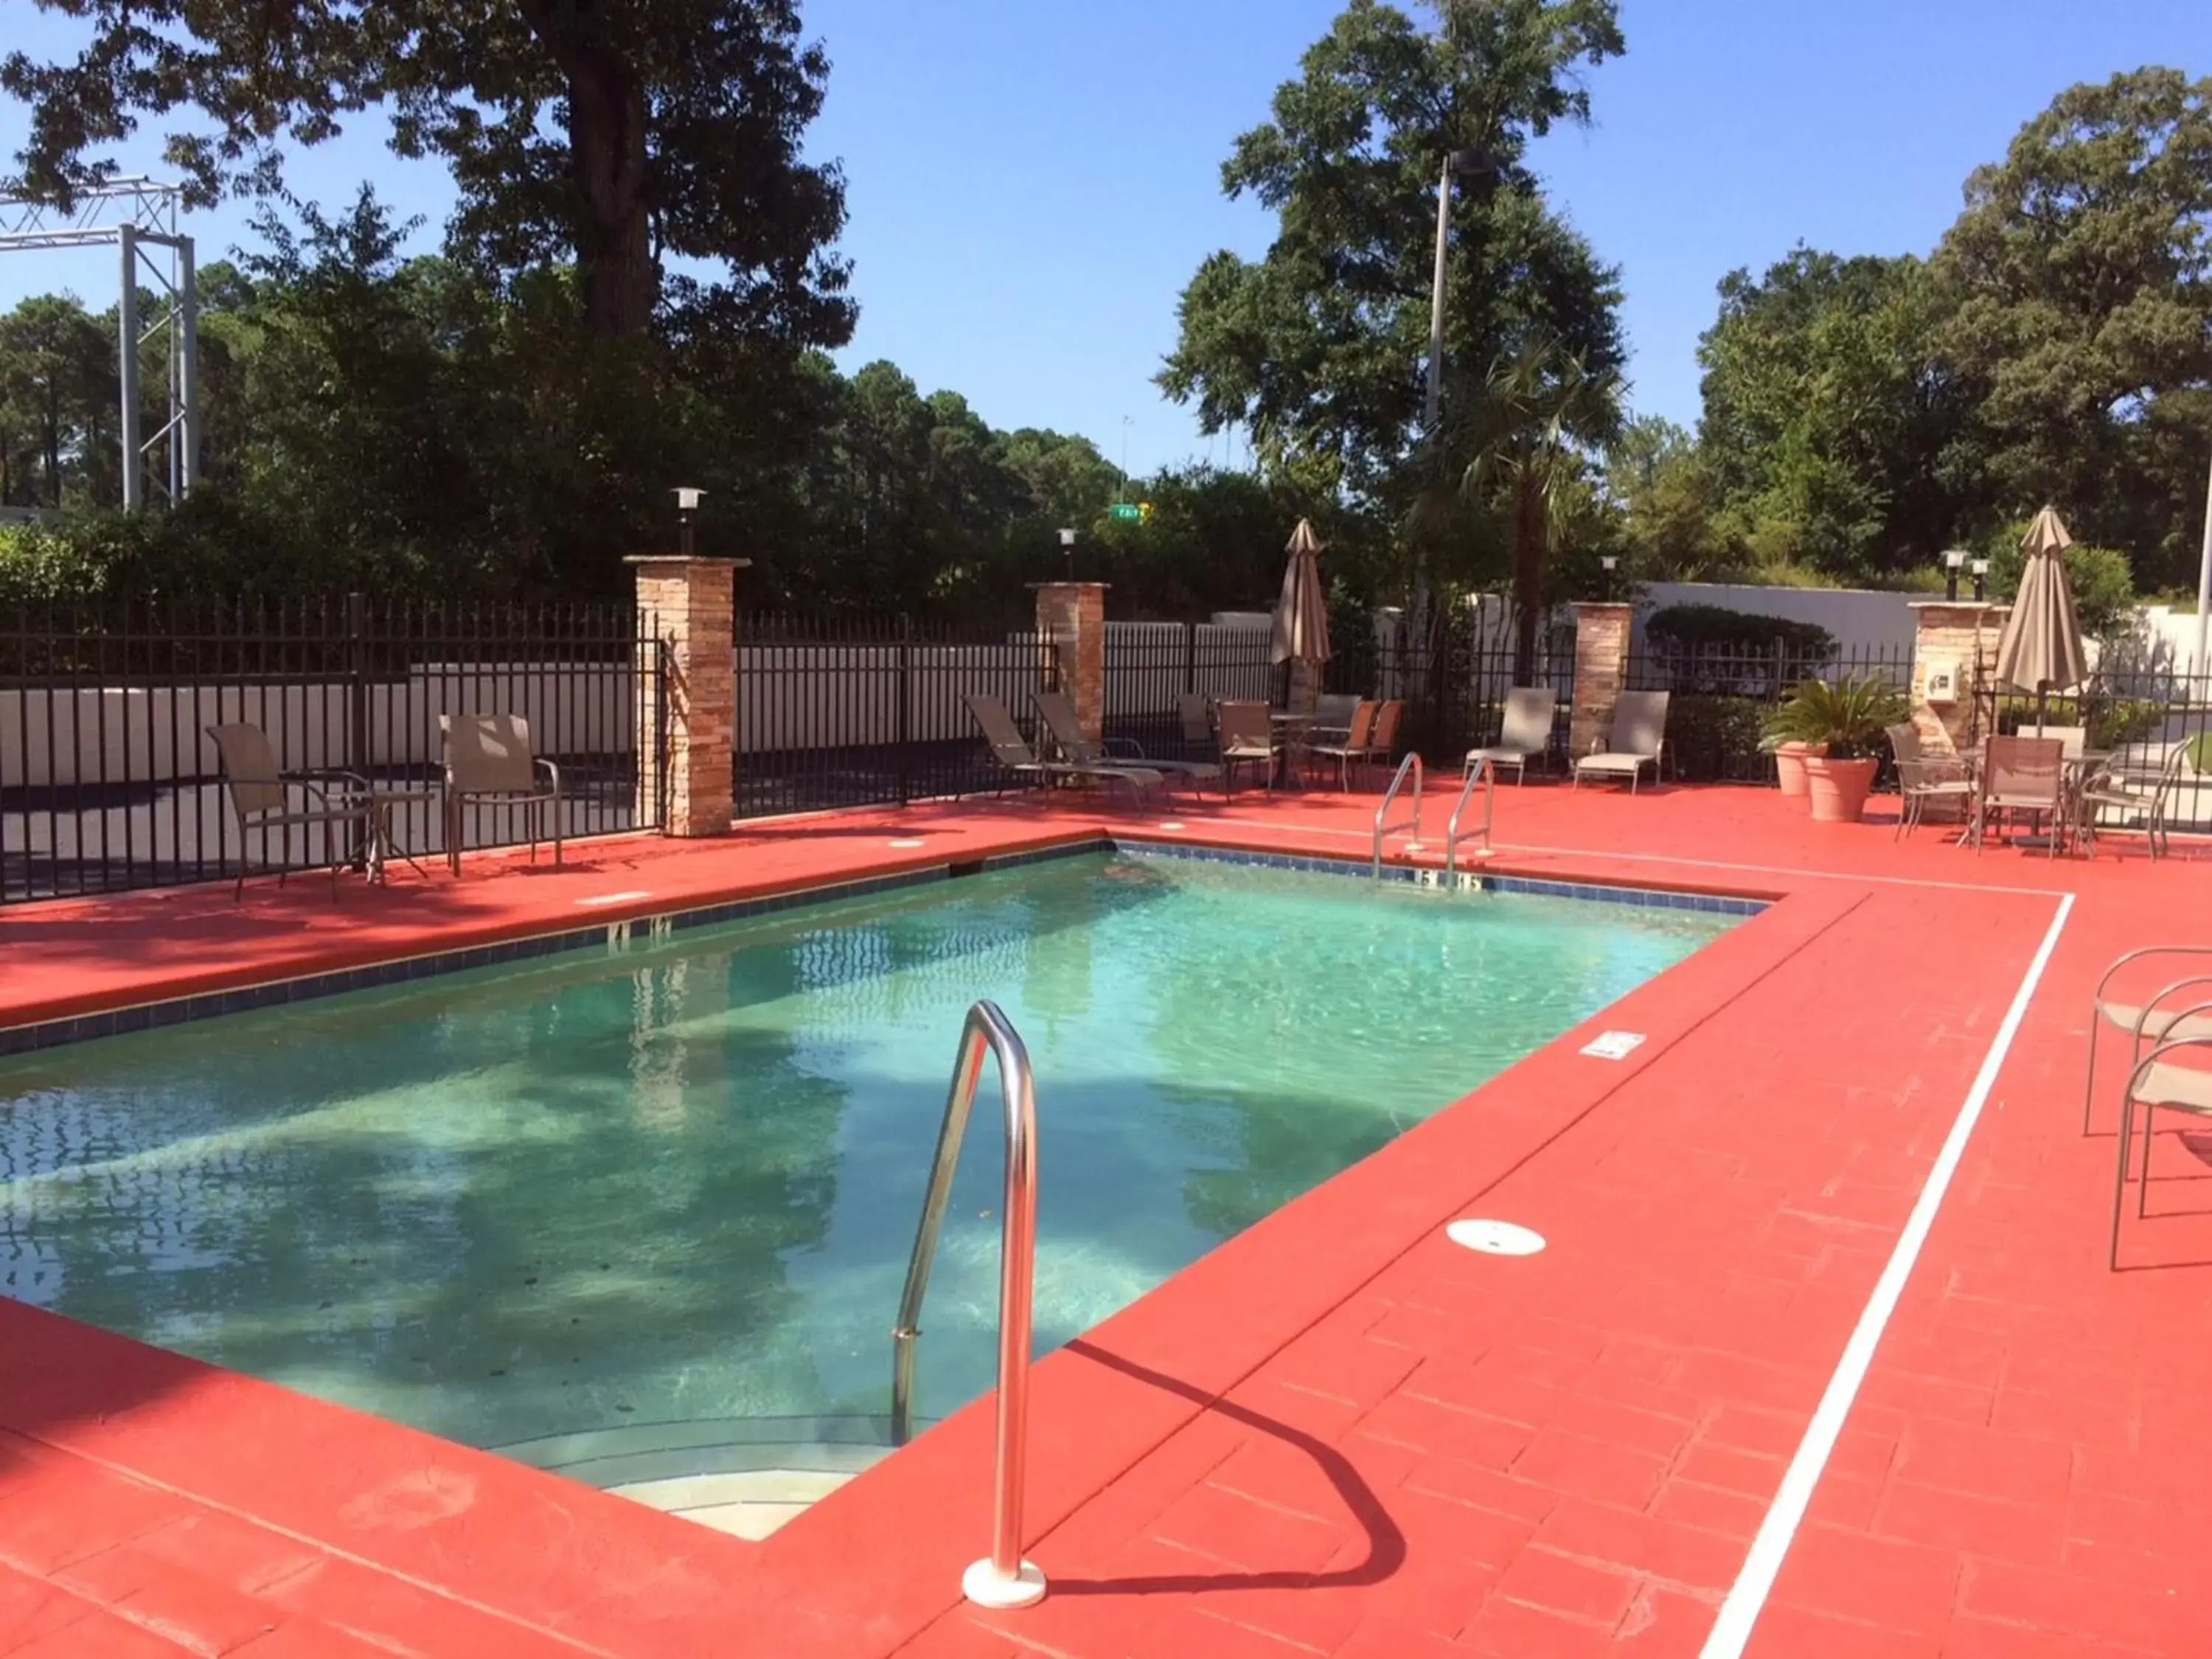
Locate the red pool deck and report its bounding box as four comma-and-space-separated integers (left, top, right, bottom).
2, 783, 2209, 1658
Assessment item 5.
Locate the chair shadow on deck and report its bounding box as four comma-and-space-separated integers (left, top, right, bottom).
1045, 1338, 1405, 1597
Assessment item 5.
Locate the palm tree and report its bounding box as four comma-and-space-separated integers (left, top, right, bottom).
1417, 337, 1624, 684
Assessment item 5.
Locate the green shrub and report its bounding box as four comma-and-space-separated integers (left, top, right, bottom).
1644, 602, 1837, 658
1666, 695, 1770, 782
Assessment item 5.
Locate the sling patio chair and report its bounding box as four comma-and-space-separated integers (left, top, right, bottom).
1888, 720, 1975, 841
1573, 692, 1670, 793
1972, 734, 2065, 856
2081, 945, 2212, 1135
441, 712, 563, 877
1301, 700, 1381, 792
965, 694, 1163, 805
205, 722, 375, 900
2077, 745, 2189, 862
1214, 700, 1281, 793
1467, 687, 1559, 786
2110, 1020, 2212, 1267
1033, 689, 1220, 793
1178, 693, 1215, 754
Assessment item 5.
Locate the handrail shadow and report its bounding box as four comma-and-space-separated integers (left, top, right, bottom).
1046, 1338, 1404, 1596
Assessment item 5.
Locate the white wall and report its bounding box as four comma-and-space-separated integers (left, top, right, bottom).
1632, 582, 1921, 655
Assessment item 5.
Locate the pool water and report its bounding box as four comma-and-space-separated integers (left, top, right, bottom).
0, 852, 1733, 1474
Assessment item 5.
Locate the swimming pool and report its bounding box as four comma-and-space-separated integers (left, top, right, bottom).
0, 849, 1734, 1498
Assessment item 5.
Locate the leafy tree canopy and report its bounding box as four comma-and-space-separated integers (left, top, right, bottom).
1158, 0, 1626, 515
1, 0, 855, 342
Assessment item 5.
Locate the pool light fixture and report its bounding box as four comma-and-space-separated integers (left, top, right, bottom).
1446, 1219, 1545, 1256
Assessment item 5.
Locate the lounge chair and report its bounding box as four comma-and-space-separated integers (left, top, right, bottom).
1033, 689, 1220, 792
1303, 701, 1380, 792
205, 722, 374, 900
1215, 700, 1279, 793
964, 694, 1163, 804
1973, 735, 2063, 855
1888, 720, 1974, 841
442, 712, 562, 876
1467, 687, 1557, 785
2082, 945, 2212, 1135
1573, 692, 1669, 792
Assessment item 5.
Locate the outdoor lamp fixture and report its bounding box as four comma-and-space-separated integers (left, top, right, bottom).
1600, 554, 1619, 602
1971, 557, 1990, 602
673, 486, 704, 557
1058, 526, 1077, 580
1943, 548, 1967, 602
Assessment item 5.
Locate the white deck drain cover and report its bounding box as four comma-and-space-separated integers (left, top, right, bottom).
576, 891, 652, 907
886, 838, 926, 849
1579, 1030, 1646, 1061
1447, 1220, 1546, 1256
1157, 821, 1186, 831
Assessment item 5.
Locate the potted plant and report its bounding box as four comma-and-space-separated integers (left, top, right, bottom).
1761, 675, 1909, 824
1772, 736, 1825, 798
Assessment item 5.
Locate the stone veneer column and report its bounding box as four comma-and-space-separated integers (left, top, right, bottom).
1568, 601, 1632, 758
1034, 582, 1108, 742
627, 554, 745, 837
1908, 599, 2009, 755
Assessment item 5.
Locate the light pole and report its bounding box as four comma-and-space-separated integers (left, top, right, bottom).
1424, 149, 1495, 434
1058, 526, 1076, 581
1971, 558, 1989, 603
673, 486, 703, 557
1943, 548, 1966, 604
1599, 555, 1618, 602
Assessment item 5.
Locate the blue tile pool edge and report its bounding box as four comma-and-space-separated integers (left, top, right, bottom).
2, 836, 1764, 1056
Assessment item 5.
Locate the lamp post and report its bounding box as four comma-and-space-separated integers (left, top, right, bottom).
1599, 555, 1618, 603
2194, 445, 2212, 678
1971, 558, 1989, 603
1057, 527, 1076, 581
1424, 148, 1498, 433
673, 486, 703, 558
1943, 548, 1966, 603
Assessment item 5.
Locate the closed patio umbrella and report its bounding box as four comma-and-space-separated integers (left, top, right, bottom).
1994, 505, 2090, 724
1272, 518, 1332, 667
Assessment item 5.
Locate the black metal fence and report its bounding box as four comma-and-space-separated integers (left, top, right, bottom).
1, 597, 664, 902
1624, 640, 1916, 784
1326, 617, 1578, 768
1100, 622, 1279, 759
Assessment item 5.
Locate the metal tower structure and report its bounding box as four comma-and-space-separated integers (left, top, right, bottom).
0, 176, 199, 510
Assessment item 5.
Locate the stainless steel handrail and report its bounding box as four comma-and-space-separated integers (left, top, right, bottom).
1371, 751, 1425, 876
1446, 759, 1496, 874
890, 999, 1046, 1607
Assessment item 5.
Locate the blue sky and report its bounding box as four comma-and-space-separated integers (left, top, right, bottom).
3, 0, 2205, 475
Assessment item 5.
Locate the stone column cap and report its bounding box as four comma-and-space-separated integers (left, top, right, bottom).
624, 554, 751, 568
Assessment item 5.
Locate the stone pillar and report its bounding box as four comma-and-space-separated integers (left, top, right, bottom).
1034, 582, 1108, 742
1909, 600, 2009, 755
628, 555, 745, 838
1569, 601, 1632, 757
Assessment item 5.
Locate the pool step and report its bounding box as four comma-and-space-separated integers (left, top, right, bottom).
613, 1467, 861, 1540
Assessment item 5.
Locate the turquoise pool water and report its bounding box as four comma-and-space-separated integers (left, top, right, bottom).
0, 852, 1733, 1472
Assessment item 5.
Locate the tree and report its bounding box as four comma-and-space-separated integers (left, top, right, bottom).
1422, 336, 1621, 678
1694, 248, 1972, 581
1604, 416, 1729, 580
0, 295, 110, 507
1933, 69, 2212, 591
1, 0, 854, 343
1158, 0, 1626, 532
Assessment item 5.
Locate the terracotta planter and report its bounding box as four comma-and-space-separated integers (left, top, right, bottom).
1773, 740, 1826, 799
1804, 754, 1878, 824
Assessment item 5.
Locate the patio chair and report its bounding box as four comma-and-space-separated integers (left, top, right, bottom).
1973, 735, 2064, 856
1306, 693, 1361, 746
1352, 700, 1406, 786
2083, 945, 2212, 1135
2110, 1024, 2212, 1268
1888, 720, 1974, 841
1215, 700, 1279, 793
2077, 745, 2188, 861
441, 713, 563, 877
2023, 723, 2087, 759
1467, 687, 1557, 785
204, 722, 373, 901
1178, 694, 1214, 751
1033, 689, 1220, 792
1302, 700, 1380, 792
965, 694, 1163, 804
1573, 692, 1669, 793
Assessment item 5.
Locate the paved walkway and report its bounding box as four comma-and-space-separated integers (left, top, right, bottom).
0, 783, 2205, 1657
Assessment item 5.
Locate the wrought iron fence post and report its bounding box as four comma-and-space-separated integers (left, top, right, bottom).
896, 611, 914, 805
346, 591, 370, 869
1183, 622, 1197, 694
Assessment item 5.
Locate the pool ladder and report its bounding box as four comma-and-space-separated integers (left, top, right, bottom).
890, 1000, 1046, 1609
1446, 759, 1497, 873
1371, 753, 1425, 875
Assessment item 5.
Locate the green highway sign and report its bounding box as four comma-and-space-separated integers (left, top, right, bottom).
1108, 503, 1141, 521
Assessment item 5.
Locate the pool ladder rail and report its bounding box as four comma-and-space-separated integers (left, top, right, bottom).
1446, 758, 1497, 874
890, 999, 1046, 1610
1371, 752, 1425, 875
1373, 753, 1497, 878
